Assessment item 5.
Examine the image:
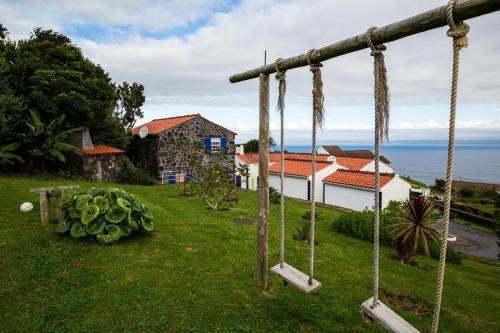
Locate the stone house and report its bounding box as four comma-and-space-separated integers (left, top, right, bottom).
67, 128, 126, 182
130, 114, 236, 182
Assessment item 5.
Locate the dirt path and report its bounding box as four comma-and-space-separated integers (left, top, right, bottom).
449, 221, 498, 260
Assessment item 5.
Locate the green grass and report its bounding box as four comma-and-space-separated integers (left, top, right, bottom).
453, 216, 495, 234
401, 176, 429, 189
0, 176, 499, 332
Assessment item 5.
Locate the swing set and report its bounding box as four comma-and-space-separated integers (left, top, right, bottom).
229, 1, 499, 332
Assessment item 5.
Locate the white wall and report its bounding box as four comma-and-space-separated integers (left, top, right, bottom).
323, 184, 375, 211
313, 164, 342, 203
381, 176, 411, 208
270, 174, 309, 200
235, 156, 275, 191
317, 146, 329, 155
361, 160, 394, 173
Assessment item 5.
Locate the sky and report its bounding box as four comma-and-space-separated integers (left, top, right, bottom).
1, 0, 499, 144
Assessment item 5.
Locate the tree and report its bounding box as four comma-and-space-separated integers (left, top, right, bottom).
115, 81, 146, 130
0, 142, 23, 167
389, 197, 439, 264
0, 23, 8, 40
0, 27, 130, 149
435, 179, 445, 191
25, 110, 81, 171
236, 163, 250, 190
243, 137, 276, 153
172, 137, 204, 196
193, 160, 238, 211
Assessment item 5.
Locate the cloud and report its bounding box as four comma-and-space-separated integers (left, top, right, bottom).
2, 0, 499, 142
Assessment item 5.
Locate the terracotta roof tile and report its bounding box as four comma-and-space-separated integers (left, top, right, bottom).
131, 115, 197, 135
323, 169, 395, 189
335, 156, 372, 170
81, 144, 124, 156
269, 159, 331, 178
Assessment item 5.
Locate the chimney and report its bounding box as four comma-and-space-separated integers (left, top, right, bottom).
236, 144, 244, 155
68, 127, 93, 150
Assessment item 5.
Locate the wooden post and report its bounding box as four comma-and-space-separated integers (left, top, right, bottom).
257, 73, 270, 290
55, 190, 65, 221
39, 192, 49, 225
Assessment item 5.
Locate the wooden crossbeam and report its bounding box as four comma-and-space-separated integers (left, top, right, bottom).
229, 0, 500, 83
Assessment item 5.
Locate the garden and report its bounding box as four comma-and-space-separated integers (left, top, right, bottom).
0, 175, 499, 332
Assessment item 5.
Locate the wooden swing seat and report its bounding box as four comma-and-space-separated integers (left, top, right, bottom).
271, 262, 321, 294
361, 297, 420, 333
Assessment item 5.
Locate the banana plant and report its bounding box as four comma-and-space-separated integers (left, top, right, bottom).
0, 142, 24, 167
25, 110, 81, 170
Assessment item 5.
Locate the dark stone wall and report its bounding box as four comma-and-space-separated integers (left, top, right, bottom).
82, 154, 126, 182
129, 136, 157, 177
130, 116, 236, 180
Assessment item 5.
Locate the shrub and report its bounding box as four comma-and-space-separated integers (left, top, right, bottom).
428, 241, 463, 265
301, 210, 322, 221
435, 179, 446, 191
55, 187, 154, 244
332, 211, 394, 245
122, 159, 154, 185
269, 186, 280, 204
458, 188, 474, 198
293, 219, 310, 242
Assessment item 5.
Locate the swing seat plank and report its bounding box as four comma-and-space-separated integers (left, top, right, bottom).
271, 263, 321, 294
361, 298, 420, 333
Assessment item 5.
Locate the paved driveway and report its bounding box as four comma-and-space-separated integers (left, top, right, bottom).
448, 221, 499, 260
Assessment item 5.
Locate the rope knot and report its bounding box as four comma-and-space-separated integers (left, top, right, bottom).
366, 27, 386, 57
274, 58, 286, 81
446, 0, 470, 48
305, 49, 325, 128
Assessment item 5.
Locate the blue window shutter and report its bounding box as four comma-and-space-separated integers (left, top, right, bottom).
221, 136, 227, 150
204, 137, 211, 151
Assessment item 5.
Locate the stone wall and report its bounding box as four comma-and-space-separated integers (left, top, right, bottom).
156, 117, 235, 178
131, 116, 236, 180
82, 154, 126, 182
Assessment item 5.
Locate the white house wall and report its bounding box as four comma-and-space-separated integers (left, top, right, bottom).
316, 146, 329, 155
313, 164, 342, 203
323, 184, 375, 211
361, 160, 394, 173
381, 176, 411, 208
269, 174, 309, 200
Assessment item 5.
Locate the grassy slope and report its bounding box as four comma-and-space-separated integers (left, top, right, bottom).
0, 176, 498, 333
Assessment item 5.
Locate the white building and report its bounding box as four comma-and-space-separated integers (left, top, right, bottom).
234, 146, 411, 211
268, 157, 340, 201
322, 169, 411, 211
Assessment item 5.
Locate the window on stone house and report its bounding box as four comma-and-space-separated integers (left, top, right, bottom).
211, 137, 221, 151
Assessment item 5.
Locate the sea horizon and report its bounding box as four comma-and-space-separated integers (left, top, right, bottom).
271, 141, 500, 186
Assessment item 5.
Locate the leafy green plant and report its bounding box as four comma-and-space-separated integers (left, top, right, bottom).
389, 197, 439, 264
301, 210, 321, 221
293, 219, 310, 242
333, 211, 394, 245
55, 187, 154, 244
25, 110, 81, 171
0, 142, 24, 167
269, 186, 280, 204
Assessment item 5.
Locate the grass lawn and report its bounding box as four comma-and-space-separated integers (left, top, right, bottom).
0, 176, 499, 332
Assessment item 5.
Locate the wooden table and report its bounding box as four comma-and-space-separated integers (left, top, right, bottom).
29, 185, 80, 224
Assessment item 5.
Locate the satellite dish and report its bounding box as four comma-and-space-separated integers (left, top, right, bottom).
139, 126, 149, 139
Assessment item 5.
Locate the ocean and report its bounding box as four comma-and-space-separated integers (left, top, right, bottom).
281, 143, 500, 186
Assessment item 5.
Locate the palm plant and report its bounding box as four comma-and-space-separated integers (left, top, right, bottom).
25, 110, 81, 171
293, 219, 311, 242
389, 197, 439, 264
0, 142, 24, 167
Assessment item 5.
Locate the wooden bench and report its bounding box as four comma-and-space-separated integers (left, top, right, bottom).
361, 298, 420, 333
29, 185, 80, 224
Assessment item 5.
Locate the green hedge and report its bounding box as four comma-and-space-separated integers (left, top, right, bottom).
332, 211, 462, 264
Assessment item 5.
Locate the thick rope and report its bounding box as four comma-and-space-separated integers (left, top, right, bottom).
366, 26, 390, 307
431, 2, 469, 332
275, 58, 286, 268
306, 50, 323, 285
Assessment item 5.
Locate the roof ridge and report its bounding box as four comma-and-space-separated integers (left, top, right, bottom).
335, 169, 394, 177
284, 158, 331, 164
152, 114, 199, 121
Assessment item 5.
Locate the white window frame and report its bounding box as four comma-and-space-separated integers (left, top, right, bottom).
210, 137, 221, 152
